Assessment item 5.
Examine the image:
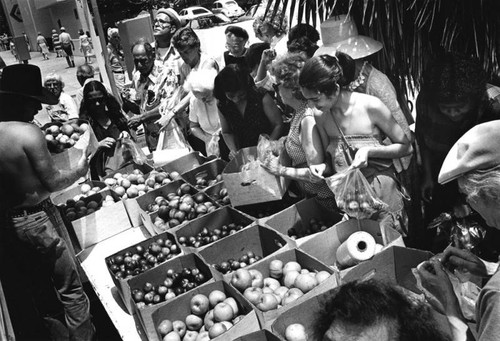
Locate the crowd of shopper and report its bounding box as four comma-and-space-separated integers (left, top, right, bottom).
2, 7, 500, 341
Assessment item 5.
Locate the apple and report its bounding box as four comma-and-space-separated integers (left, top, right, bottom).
263, 277, 281, 292
183, 330, 198, 341
157, 319, 173, 336
172, 320, 186, 338
163, 331, 181, 341
208, 290, 226, 308
190, 294, 210, 316
274, 286, 289, 301
294, 274, 318, 293
256, 293, 279, 312
284, 270, 300, 288
220, 320, 233, 329
315, 271, 331, 284
243, 287, 263, 305
230, 269, 253, 292
269, 259, 284, 279
283, 261, 302, 276
300, 269, 310, 275
223, 297, 239, 316
249, 269, 264, 288
185, 314, 203, 331
213, 302, 234, 322
195, 331, 210, 341
282, 288, 304, 306
285, 323, 308, 341
203, 309, 215, 330
208, 322, 227, 339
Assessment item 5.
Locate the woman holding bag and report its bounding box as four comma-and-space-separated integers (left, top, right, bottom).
299, 55, 412, 234
79, 80, 131, 178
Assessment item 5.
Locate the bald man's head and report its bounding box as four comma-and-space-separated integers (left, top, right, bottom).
76, 64, 95, 86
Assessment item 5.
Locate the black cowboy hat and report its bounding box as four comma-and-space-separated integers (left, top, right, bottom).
0, 64, 58, 104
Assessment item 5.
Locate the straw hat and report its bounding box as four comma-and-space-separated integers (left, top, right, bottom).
0, 65, 58, 104
439, 120, 500, 184
314, 14, 382, 59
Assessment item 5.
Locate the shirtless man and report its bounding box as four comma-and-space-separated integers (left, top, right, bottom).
0, 64, 95, 340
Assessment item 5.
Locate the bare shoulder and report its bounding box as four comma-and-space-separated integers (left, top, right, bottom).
0, 122, 44, 143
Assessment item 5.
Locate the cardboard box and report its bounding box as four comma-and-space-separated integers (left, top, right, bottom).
150, 281, 261, 341
64, 189, 132, 250
44, 120, 99, 171
238, 248, 337, 328
204, 181, 231, 206
123, 179, 194, 228
198, 222, 290, 279
340, 246, 433, 293
234, 330, 282, 341
51, 180, 106, 206
104, 162, 154, 181
222, 147, 290, 206
235, 197, 299, 220
129, 253, 217, 339
139, 184, 219, 236
271, 288, 336, 340
262, 198, 343, 245
181, 158, 227, 190
161, 151, 208, 174
299, 219, 404, 269
104, 230, 184, 311
173, 206, 257, 253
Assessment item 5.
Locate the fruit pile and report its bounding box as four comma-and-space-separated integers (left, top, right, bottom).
230, 260, 331, 312
44, 121, 89, 153
107, 238, 181, 279
70, 183, 104, 202
177, 223, 246, 249
150, 191, 217, 231
104, 169, 182, 200
64, 195, 115, 221
194, 174, 223, 190
212, 251, 263, 274
156, 290, 246, 340
132, 267, 208, 309
287, 218, 331, 239
207, 187, 230, 206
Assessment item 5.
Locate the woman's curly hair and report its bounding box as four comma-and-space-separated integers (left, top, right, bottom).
423, 52, 487, 103
270, 52, 306, 90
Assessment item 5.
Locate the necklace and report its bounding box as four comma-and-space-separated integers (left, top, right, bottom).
348, 61, 368, 91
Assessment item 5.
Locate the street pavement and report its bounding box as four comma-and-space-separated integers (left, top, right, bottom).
0, 49, 92, 97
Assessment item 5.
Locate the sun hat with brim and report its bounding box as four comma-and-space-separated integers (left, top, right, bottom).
438, 120, 500, 184
156, 8, 181, 29
0, 64, 58, 105
314, 14, 383, 60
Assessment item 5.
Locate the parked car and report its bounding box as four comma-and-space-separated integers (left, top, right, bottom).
185, 13, 231, 29
211, 0, 245, 19
179, 6, 213, 21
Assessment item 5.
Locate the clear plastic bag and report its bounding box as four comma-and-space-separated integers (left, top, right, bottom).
206, 134, 220, 157
119, 135, 149, 165
326, 167, 388, 219
257, 134, 285, 164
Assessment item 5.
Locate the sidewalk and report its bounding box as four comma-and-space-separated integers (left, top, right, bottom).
0, 49, 92, 97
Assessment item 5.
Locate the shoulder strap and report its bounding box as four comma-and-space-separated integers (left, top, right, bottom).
331, 113, 354, 150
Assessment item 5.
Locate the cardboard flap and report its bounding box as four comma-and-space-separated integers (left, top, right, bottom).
161, 151, 207, 174
181, 158, 227, 189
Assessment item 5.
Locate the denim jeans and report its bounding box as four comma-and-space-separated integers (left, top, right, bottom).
7, 204, 95, 341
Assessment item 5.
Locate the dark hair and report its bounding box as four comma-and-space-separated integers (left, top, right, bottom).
131, 38, 155, 58
172, 27, 200, 50
335, 51, 356, 86
80, 80, 122, 122
225, 25, 249, 41
314, 280, 451, 341
287, 36, 318, 59
270, 52, 307, 100
245, 42, 270, 71
288, 23, 320, 43
299, 55, 343, 96
213, 64, 253, 101
423, 51, 487, 103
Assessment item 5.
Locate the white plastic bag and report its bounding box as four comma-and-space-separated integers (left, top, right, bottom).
206, 134, 220, 157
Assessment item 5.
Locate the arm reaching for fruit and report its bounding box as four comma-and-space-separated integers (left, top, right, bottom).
25, 125, 89, 192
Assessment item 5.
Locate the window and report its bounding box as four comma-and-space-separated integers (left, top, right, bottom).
193, 9, 207, 15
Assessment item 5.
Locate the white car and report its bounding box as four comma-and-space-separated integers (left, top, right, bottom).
211, 0, 245, 19
179, 6, 213, 21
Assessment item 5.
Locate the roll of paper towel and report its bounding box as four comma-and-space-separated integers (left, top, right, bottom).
336, 231, 376, 268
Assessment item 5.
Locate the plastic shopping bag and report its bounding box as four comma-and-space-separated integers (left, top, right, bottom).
257, 134, 285, 164
206, 134, 220, 157
326, 167, 388, 219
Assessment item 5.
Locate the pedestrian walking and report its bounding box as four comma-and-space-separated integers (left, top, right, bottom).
52, 29, 63, 57
36, 32, 49, 60
59, 27, 75, 67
